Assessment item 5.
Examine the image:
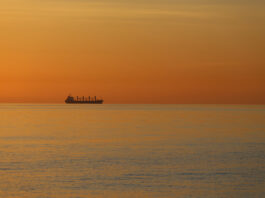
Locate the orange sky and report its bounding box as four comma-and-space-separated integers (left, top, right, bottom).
0, 0, 265, 104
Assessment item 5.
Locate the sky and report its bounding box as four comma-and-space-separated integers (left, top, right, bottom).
0, 0, 264, 104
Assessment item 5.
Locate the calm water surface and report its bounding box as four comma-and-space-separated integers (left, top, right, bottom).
0, 104, 264, 197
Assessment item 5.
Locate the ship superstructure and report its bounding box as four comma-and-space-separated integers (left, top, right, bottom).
65, 95, 103, 104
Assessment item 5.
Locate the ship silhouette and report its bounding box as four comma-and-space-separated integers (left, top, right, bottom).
65, 95, 103, 104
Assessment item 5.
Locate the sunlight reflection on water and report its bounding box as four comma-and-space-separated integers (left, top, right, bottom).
0, 104, 264, 197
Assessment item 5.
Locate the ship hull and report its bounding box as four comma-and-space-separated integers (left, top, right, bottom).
65, 101, 103, 104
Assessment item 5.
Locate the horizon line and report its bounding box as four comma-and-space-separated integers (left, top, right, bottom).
0, 102, 264, 105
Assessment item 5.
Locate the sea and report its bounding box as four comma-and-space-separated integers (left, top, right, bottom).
0, 104, 264, 198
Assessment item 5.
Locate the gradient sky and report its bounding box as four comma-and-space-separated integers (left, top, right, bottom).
0, 0, 264, 103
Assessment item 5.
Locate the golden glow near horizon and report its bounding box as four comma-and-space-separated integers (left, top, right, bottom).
0, 0, 265, 103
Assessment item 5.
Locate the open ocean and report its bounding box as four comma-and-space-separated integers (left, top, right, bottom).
0, 104, 264, 198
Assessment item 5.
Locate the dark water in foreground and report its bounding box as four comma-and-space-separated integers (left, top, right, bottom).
0, 104, 264, 197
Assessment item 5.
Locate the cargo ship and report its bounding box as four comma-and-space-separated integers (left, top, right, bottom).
65, 95, 104, 104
